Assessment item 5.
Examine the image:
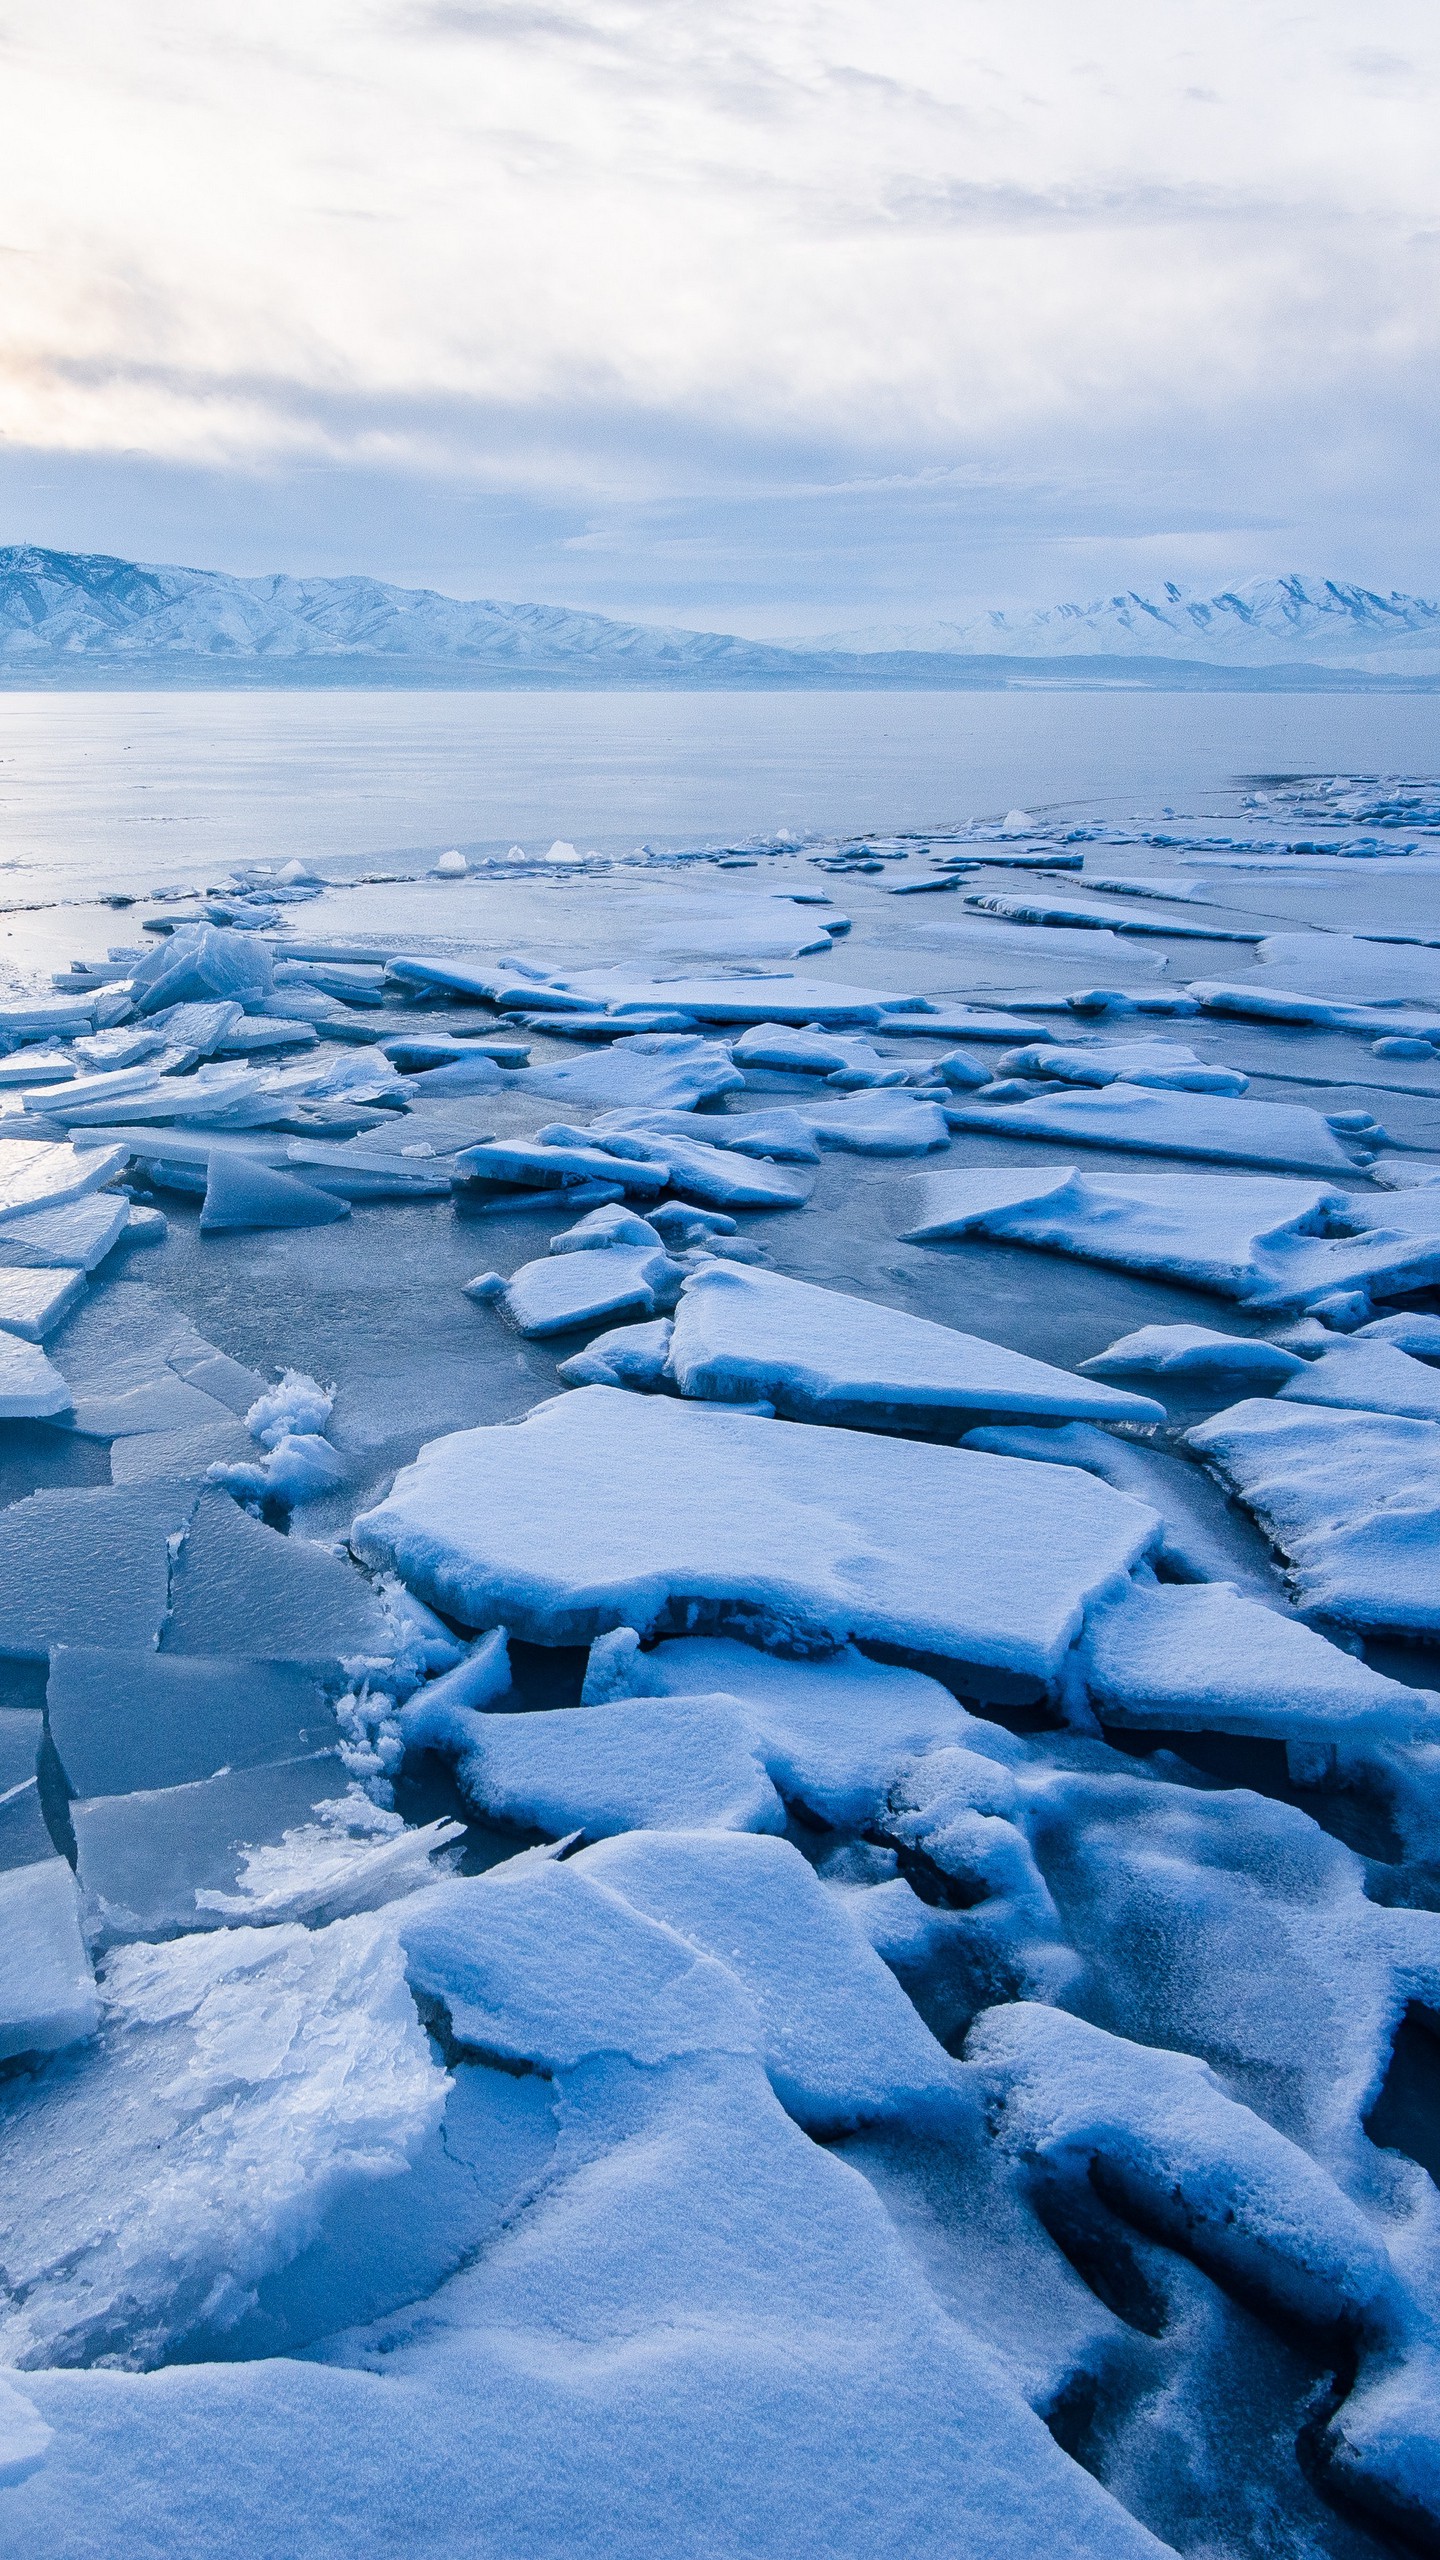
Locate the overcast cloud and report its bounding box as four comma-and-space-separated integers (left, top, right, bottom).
0, 0, 1435, 626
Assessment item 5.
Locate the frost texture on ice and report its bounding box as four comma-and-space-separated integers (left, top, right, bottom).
663, 1262, 1164, 1427
46, 1647, 341, 1799
353, 1384, 1158, 1686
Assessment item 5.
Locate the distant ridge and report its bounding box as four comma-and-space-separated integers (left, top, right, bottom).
0, 549, 1435, 690
800, 575, 1440, 676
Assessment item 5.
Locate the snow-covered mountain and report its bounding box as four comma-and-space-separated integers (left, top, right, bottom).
0, 547, 806, 678
807, 576, 1440, 673
1, 550, 1437, 683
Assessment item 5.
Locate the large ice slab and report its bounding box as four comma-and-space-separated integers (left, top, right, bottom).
945, 1082, 1363, 1173
47, 1646, 341, 1799
960, 1420, 1282, 1592
353, 1385, 1159, 1688
904, 1163, 1440, 1310
1187, 1397, 1440, 1634
0, 1862, 97, 2062
1256, 932, 1440, 1008
664, 1263, 1164, 1428
1083, 1579, 1440, 1745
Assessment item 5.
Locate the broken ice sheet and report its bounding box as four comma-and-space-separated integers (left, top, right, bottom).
1187, 1397, 1440, 1635
944, 1081, 1366, 1175
46, 1647, 343, 1799
663, 1261, 1165, 1429
490, 1243, 684, 1338
353, 1383, 1159, 1690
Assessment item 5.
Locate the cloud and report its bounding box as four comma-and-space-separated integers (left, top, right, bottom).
0, 0, 1436, 612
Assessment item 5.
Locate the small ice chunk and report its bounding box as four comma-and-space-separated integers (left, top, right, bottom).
1372, 1035, 1435, 1060
0, 1265, 84, 1344
558, 1316, 674, 1388
1080, 1323, 1306, 1383
352, 1384, 1160, 1689
434, 849, 468, 876
665, 1263, 1165, 1428
211, 1433, 346, 1508
548, 1202, 663, 1253
246, 1370, 334, 1447
515, 1036, 743, 1112
0, 1861, 98, 2062
497, 1245, 684, 1338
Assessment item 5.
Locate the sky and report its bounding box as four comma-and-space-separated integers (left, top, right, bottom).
0, 0, 1436, 634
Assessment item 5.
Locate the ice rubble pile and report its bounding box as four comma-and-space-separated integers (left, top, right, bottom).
8, 862, 1440, 2559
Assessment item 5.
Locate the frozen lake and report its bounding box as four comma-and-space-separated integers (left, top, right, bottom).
1, 693, 1439, 2560
1, 685, 1438, 894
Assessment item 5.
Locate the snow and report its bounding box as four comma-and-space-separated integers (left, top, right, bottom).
1187, 1397, 1440, 1633
960, 1419, 1280, 1591
944, 1081, 1365, 1173
663, 1262, 1165, 1426
1079, 1322, 1306, 1382
352, 1384, 1160, 1688
996, 1036, 1248, 1094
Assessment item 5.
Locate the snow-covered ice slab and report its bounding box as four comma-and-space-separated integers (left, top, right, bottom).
557, 1315, 674, 1388
574, 1120, 815, 1207
961, 1419, 1280, 1591
1080, 1322, 1306, 1383
964, 890, 1261, 941
492, 1244, 683, 1338
0, 1861, 97, 2063
441, 1691, 789, 1839
898, 917, 1165, 978
454, 1133, 669, 1197
0, 1335, 71, 1417
1187, 1398, 1440, 1634
1188, 978, 1440, 1036
603, 1091, 949, 1159
1083, 1579, 1440, 1745
534, 970, 932, 1025
995, 1036, 1247, 1094
904, 1163, 1440, 1310
46, 1647, 341, 1800
616, 1633, 974, 1828
577, 1830, 960, 2128
0, 1265, 85, 1340
513, 1036, 742, 1112
354, 1385, 1159, 1688
664, 1263, 1164, 1428
1255, 932, 1440, 1008
945, 1082, 1364, 1174
0, 1139, 128, 1223
1276, 1338, 1440, 1421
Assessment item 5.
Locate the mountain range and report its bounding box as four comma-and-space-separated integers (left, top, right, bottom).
1, 550, 1436, 689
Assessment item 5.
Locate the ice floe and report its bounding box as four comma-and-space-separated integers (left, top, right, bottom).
662, 1262, 1164, 1427
1187, 1398, 1440, 1633
353, 1384, 1159, 1689
1079, 1322, 1307, 1383
944, 1081, 1367, 1173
